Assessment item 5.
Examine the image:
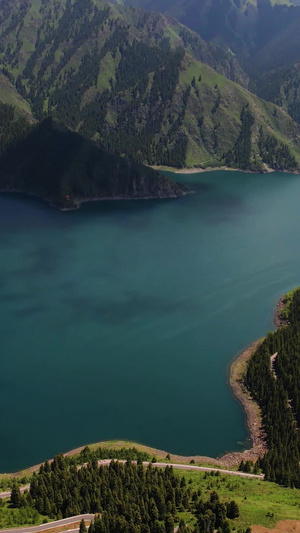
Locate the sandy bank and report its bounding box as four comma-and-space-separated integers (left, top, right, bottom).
152, 165, 300, 175
221, 340, 267, 467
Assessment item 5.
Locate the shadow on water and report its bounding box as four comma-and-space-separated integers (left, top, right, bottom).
61, 290, 193, 326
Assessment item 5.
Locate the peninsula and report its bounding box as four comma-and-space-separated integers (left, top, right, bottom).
0, 114, 188, 210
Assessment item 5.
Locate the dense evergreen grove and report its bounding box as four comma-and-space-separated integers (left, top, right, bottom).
224, 106, 254, 170
69, 446, 151, 467
224, 107, 297, 171
258, 128, 297, 171
10, 454, 244, 533
246, 289, 300, 486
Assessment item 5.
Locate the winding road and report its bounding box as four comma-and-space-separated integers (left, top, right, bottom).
0, 515, 95, 533
0, 459, 264, 502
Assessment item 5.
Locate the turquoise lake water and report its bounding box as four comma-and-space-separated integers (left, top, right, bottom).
1, 170, 300, 472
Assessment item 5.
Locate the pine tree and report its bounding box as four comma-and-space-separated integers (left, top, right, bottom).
79, 519, 87, 533
11, 484, 22, 508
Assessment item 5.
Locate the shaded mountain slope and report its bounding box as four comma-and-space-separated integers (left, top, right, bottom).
124, 0, 300, 83
251, 64, 300, 125
0, 116, 187, 208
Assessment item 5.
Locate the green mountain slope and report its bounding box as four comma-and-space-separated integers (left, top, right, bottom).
251, 64, 300, 125
0, 0, 299, 170
123, 0, 300, 131
0, 113, 187, 208
124, 0, 300, 79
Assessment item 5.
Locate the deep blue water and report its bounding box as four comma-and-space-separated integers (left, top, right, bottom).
1, 170, 300, 472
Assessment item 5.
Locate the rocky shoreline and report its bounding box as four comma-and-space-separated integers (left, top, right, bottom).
0, 188, 189, 211
221, 340, 267, 467
221, 290, 293, 467
273, 295, 290, 328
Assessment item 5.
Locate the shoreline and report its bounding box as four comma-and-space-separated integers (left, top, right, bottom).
273, 294, 290, 328
220, 292, 290, 466
221, 340, 267, 466
0, 188, 189, 212
153, 165, 300, 175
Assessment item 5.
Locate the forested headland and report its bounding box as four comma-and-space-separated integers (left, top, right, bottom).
245, 288, 300, 487
0, 103, 187, 208
8, 452, 246, 533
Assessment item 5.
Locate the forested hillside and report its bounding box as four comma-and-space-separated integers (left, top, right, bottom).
251, 65, 300, 126
0, 0, 300, 170
10, 454, 244, 533
125, 0, 300, 129
123, 0, 298, 58
0, 104, 187, 208
246, 289, 300, 487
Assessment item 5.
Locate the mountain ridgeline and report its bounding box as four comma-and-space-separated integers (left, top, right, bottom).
0, 106, 187, 208
124, 0, 300, 130
0, 0, 299, 171
124, 0, 300, 76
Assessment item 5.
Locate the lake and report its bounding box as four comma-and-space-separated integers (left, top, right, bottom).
1, 170, 300, 473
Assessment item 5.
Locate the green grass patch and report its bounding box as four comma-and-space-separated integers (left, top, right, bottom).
178, 470, 300, 529
97, 51, 119, 93
0, 501, 46, 529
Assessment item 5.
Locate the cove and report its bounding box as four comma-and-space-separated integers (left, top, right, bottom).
1, 170, 300, 473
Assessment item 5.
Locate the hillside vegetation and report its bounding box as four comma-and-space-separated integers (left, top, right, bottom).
3, 445, 300, 531
246, 288, 300, 487
125, 0, 300, 130
0, 0, 300, 170
251, 64, 300, 126
0, 106, 187, 208
8, 454, 246, 533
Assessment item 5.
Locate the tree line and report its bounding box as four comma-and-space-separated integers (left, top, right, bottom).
10, 452, 244, 533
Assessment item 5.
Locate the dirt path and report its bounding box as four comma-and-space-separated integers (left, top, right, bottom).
270, 352, 278, 379
252, 520, 300, 533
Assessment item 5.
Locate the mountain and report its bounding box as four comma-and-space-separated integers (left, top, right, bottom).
250, 64, 300, 125
122, 0, 300, 131
0, 0, 300, 171
123, 0, 297, 53
123, 0, 300, 82
0, 111, 187, 208
123, 0, 260, 53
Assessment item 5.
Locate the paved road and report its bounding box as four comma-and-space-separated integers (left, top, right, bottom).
0, 459, 264, 502
0, 486, 30, 500
147, 461, 264, 479
97, 459, 263, 479
0, 514, 95, 533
